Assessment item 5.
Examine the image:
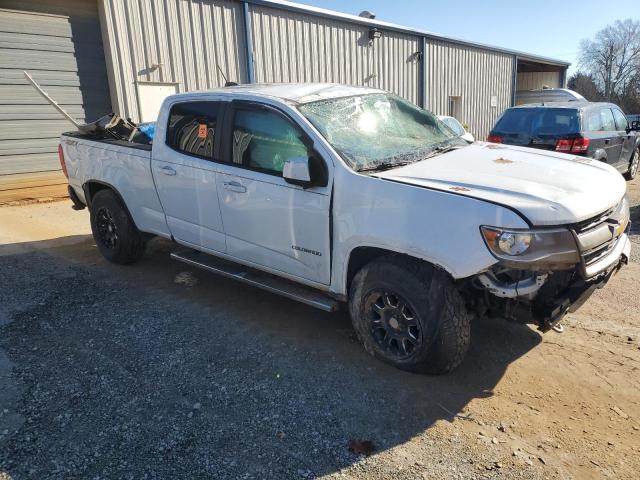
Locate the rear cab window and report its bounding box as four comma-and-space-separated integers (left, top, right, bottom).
493, 108, 580, 136
166, 101, 220, 160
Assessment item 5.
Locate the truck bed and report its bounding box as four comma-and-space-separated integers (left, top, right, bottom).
63, 131, 152, 152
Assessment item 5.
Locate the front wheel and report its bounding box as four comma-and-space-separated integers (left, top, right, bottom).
624, 148, 639, 181
349, 256, 471, 374
90, 189, 146, 264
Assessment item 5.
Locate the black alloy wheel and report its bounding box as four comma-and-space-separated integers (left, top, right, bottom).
364, 289, 422, 359
95, 206, 119, 250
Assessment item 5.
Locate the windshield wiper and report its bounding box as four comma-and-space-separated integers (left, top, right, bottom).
422, 143, 464, 159
356, 161, 413, 173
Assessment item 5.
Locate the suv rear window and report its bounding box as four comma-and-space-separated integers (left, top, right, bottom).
494, 108, 580, 136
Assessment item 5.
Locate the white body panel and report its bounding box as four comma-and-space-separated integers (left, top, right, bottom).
62, 137, 170, 237
61, 83, 629, 298
216, 166, 331, 284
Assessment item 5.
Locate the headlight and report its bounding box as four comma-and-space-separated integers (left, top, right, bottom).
480, 226, 580, 268
482, 228, 532, 256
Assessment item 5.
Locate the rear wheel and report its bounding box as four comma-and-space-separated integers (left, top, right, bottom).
90, 189, 146, 264
349, 256, 471, 374
624, 148, 639, 181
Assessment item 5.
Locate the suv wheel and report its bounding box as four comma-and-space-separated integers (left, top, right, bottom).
624, 148, 639, 181
90, 189, 146, 264
349, 256, 471, 374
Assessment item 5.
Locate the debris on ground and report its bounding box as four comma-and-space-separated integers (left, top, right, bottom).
173, 271, 199, 287
348, 439, 375, 456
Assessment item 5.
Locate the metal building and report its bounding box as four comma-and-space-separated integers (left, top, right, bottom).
0, 0, 569, 194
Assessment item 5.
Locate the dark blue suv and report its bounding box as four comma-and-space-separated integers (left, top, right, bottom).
488, 102, 640, 180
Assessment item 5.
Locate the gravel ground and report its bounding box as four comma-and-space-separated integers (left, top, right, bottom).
0, 177, 639, 480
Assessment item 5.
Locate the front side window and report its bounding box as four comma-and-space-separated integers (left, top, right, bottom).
231, 108, 309, 175
612, 109, 629, 131
166, 101, 219, 159
299, 93, 464, 171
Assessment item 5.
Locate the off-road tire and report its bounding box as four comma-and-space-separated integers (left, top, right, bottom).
624, 147, 639, 181
90, 189, 146, 264
349, 255, 471, 374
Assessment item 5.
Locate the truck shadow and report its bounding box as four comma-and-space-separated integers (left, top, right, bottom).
0, 237, 542, 479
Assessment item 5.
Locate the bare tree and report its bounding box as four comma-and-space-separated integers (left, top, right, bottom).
568, 72, 603, 101
579, 19, 640, 101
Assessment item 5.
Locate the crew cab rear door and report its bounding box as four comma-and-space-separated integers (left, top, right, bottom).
215, 101, 332, 285
151, 100, 227, 253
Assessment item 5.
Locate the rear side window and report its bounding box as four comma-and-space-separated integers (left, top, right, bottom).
494, 108, 580, 136
231, 107, 308, 175
599, 108, 616, 131
166, 101, 219, 159
585, 110, 603, 131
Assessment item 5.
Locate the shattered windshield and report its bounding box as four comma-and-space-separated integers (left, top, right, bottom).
298, 93, 467, 171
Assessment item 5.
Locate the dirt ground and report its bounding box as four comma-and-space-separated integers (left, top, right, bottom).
0, 178, 639, 479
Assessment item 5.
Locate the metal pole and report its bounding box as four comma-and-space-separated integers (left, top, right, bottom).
511, 56, 518, 107
418, 37, 426, 109
242, 2, 256, 83
23, 71, 81, 128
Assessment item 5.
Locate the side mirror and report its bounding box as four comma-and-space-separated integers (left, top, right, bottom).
631, 121, 640, 131
283, 154, 328, 188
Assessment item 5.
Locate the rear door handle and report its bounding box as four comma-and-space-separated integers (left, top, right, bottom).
158, 165, 176, 176
224, 181, 247, 193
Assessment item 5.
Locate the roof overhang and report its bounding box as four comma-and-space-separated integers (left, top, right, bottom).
246, 0, 571, 68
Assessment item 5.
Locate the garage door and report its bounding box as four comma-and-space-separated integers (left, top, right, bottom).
0, 0, 111, 186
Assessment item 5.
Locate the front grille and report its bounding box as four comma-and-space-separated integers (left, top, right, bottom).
572, 198, 629, 269
582, 239, 618, 265
573, 206, 616, 234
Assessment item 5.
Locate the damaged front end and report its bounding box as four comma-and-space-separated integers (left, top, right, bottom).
467, 198, 631, 332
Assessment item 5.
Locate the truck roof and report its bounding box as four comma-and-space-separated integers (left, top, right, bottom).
169, 83, 384, 104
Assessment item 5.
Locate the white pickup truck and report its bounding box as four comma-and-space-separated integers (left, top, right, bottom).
60, 83, 631, 374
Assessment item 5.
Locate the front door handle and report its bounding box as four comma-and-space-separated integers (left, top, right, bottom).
224, 181, 247, 193
158, 165, 177, 176
604, 139, 610, 145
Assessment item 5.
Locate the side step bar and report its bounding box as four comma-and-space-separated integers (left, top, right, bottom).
170, 250, 340, 312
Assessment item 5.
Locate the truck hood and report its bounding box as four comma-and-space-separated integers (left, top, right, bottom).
374, 142, 627, 226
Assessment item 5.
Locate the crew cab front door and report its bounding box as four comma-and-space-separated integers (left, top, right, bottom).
215, 102, 331, 285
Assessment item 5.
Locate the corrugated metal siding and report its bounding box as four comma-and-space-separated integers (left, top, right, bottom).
426, 40, 514, 140
249, 5, 421, 104
0, 0, 111, 177
516, 71, 561, 90
99, 0, 248, 121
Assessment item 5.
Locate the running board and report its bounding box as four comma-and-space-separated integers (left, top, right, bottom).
170, 250, 340, 312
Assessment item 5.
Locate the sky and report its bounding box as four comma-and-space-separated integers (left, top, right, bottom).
295, 0, 637, 75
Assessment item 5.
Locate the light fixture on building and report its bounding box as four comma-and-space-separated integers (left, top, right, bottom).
368, 28, 381, 41
359, 10, 376, 19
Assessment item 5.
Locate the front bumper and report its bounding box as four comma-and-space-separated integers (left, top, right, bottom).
536, 236, 629, 331
583, 233, 631, 278
473, 233, 630, 332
